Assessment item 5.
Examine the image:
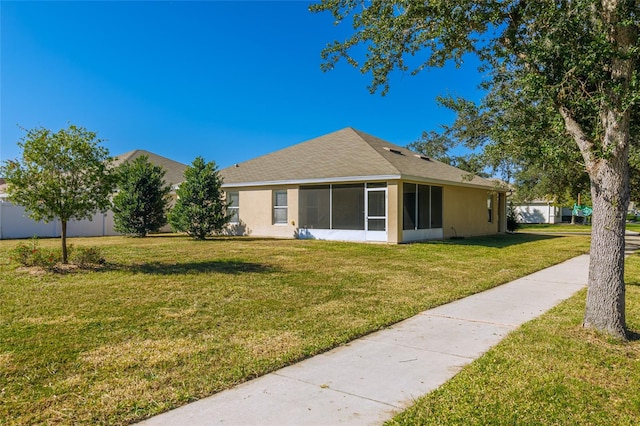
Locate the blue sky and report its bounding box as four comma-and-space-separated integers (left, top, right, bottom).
1, 1, 484, 169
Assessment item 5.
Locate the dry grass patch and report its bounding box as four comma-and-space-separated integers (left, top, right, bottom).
81, 338, 209, 369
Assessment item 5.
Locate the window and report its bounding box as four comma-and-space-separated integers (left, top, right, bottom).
299, 185, 330, 229
227, 191, 239, 223
273, 190, 288, 224
488, 193, 493, 223
403, 183, 443, 230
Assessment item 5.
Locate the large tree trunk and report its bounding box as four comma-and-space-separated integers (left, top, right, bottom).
560, 102, 630, 339
562, 0, 634, 339
584, 155, 629, 339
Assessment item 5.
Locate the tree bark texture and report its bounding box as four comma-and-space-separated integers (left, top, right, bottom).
558, 0, 634, 339
584, 154, 629, 338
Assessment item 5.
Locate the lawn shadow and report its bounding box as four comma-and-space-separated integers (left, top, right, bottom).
429, 233, 564, 249
120, 260, 277, 275
143, 233, 277, 243
626, 329, 640, 341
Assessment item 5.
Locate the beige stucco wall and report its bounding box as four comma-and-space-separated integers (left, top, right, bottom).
226, 185, 298, 239
225, 181, 504, 242
442, 185, 500, 238
387, 180, 401, 244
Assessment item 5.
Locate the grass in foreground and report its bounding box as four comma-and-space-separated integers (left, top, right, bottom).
389, 253, 640, 425
0, 233, 590, 424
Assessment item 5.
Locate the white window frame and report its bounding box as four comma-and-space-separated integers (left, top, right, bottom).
228, 191, 239, 224
273, 190, 288, 225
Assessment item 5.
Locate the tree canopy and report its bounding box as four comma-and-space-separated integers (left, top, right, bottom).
312, 0, 639, 339
112, 155, 171, 237
0, 125, 115, 263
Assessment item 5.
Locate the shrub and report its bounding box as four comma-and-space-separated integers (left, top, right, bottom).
70, 246, 105, 267
9, 238, 104, 271
9, 237, 60, 270
31, 247, 60, 269
9, 240, 35, 266
507, 205, 521, 232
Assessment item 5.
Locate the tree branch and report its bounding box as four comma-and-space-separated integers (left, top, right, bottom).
559, 106, 599, 174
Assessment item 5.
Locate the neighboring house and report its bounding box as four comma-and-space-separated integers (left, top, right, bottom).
0, 150, 186, 239
113, 149, 188, 197
513, 200, 563, 224
220, 128, 507, 243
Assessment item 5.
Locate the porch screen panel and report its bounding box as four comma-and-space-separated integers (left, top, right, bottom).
431, 186, 443, 228
299, 186, 330, 229
417, 184, 431, 229
332, 184, 365, 230
403, 183, 417, 230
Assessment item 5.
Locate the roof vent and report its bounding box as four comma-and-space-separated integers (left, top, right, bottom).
414, 154, 431, 161
383, 147, 404, 155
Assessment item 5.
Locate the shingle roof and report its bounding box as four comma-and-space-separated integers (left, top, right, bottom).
220, 128, 500, 190
113, 149, 187, 187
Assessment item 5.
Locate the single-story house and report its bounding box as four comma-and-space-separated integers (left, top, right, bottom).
220, 128, 507, 243
0, 150, 186, 239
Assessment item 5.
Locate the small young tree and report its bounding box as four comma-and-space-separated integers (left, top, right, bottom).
112, 155, 171, 237
0, 125, 115, 263
169, 156, 230, 240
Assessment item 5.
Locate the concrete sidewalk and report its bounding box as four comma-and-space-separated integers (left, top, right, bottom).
140, 255, 590, 426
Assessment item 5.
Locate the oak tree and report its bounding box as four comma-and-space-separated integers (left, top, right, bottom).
312, 0, 639, 339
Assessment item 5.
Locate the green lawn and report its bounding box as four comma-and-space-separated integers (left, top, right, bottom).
519, 222, 640, 233
519, 223, 593, 232
389, 254, 640, 425
0, 234, 590, 424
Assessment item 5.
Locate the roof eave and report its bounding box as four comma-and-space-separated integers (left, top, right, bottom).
400, 174, 507, 191
221, 174, 506, 191
222, 174, 402, 188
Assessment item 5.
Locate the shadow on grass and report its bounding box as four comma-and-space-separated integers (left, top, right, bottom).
626, 330, 640, 341
144, 234, 284, 243
422, 233, 564, 249
121, 260, 277, 275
